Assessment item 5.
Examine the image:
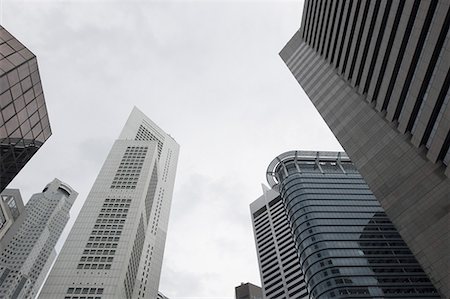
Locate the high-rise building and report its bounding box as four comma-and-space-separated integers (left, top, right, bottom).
0, 189, 25, 243
39, 107, 179, 299
0, 26, 51, 192
250, 187, 307, 299
280, 1, 450, 295
235, 282, 263, 299
0, 179, 77, 299
252, 150, 439, 298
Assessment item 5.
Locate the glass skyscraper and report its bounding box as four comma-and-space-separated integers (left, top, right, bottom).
0, 26, 51, 192
252, 150, 438, 298
39, 107, 179, 299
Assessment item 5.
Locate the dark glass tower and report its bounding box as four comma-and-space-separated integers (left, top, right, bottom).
0, 26, 51, 192
263, 151, 438, 298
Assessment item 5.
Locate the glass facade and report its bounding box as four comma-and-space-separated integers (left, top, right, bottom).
267, 151, 439, 298
0, 26, 51, 192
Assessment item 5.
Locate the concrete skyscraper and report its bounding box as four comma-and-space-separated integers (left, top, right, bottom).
250, 187, 307, 299
39, 107, 179, 299
0, 26, 51, 192
251, 150, 439, 298
0, 179, 77, 299
280, 1, 450, 296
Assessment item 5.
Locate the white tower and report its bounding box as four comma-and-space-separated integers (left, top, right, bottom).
39, 107, 179, 299
0, 179, 78, 299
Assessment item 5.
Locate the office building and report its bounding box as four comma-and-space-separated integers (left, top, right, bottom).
235, 282, 263, 299
250, 187, 307, 299
252, 150, 438, 298
39, 107, 179, 299
0, 26, 51, 192
0, 189, 25, 243
0, 179, 77, 299
280, 1, 450, 295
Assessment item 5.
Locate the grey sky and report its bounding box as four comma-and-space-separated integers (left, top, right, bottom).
2, 0, 342, 298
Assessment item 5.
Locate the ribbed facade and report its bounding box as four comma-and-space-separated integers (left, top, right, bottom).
280, 1, 450, 296
0, 179, 77, 299
266, 151, 438, 298
0, 26, 51, 192
250, 188, 308, 299
39, 107, 179, 299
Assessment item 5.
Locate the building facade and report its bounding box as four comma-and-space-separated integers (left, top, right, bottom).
0, 179, 77, 299
235, 282, 263, 299
0, 26, 51, 192
280, 1, 450, 295
250, 186, 307, 299
252, 150, 439, 298
0, 189, 25, 243
39, 107, 179, 299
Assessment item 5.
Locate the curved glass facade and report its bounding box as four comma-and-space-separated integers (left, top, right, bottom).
268, 151, 438, 298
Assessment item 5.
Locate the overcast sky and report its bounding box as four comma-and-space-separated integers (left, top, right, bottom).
2, 0, 342, 298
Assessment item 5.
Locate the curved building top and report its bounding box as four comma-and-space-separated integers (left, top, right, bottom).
266, 150, 351, 187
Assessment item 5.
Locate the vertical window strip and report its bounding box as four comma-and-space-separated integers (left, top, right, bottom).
311, 0, 324, 49
330, 0, 348, 64
381, 0, 421, 111
426, 82, 450, 149
303, 0, 314, 40
301, 0, 311, 38
325, 0, 341, 59
355, 0, 382, 87
402, 5, 442, 129
421, 68, 450, 147
315, 0, 329, 51
393, 1, 438, 121
349, 0, 371, 79
307, 0, 320, 45
410, 8, 450, 133
442, 135, 450, 165
342, 0, 363, 75
365, 0, 401, 96
320, 0, 334, 55
336, 0, 354, 70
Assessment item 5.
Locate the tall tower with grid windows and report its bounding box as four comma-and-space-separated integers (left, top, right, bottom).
39, 107, 179, 299
280, 1, 450, 295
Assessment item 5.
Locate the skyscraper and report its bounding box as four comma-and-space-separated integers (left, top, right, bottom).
39, 107, 179, 299
252, 150, 439, 298
0, 189, 25, 243
235, 282, 263, 299
250, 187, 307, 299
280, 1, 450, 295
0, 179, 77, 299
0, 26, 51, 192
